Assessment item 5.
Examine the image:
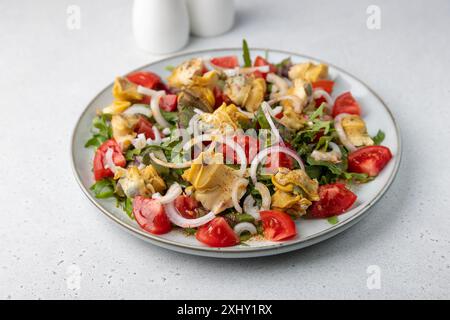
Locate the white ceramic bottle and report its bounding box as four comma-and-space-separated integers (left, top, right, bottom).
186, 0, 235, 37
132, 0, 190, 54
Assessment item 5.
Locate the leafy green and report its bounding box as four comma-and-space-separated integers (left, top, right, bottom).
90, 178, 116, 199
178, 103, 196, 128
85, 114, 112, 148
275, 57, 292, 70
255, 106, 270, 129
372, 130, 385, 145
342, 172, 373, 183
242, 39, 252, 67
125, 148, 141, 161
307, 155, 348, 176
327, 216, 339, 225
160, 110, 178, 124
239, 232, 253, 242
183, 228, 197, 236
165, 65, 175, 72
119, 197, 134, 219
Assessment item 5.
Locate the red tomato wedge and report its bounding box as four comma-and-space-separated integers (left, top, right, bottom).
220, 135, 259, 164
260, 210, 297, 241
264, 142, 295, 173
126, 71, 168, 104
348, 146, 392, 177
133, 196, 172, 234
312, 80, 335, 94
93, 139, 126, 181
332, 92, 361, 117
174, 195, 199, 219
253, 56, 277, 77
126, 71, 165, 90
309, 183, 357, 218
196, 217, 239, 247
210, 56, 239, 69
134, 116, 156, 139
159, 94, 178, 112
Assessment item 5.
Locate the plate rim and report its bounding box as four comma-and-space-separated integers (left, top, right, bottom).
70, 47, 402, 257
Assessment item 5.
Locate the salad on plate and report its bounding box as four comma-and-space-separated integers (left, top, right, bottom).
85, 41, 393, 247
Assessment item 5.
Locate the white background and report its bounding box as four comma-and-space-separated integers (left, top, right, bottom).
1, 0, 449, 299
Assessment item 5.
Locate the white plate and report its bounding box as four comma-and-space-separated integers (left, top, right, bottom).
71, 48, 401, 258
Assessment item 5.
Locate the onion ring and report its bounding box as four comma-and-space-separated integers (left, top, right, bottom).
334, 113, 357, 152
164, 201, 215, 228
250, 145, 305, 184
233, 222, 257, 236
231, 178, 249, 213
255, 182, 271, 210
152, 183, 182, 204
150, 91, 170, 128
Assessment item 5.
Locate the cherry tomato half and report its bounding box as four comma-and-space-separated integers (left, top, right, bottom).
309, 183, 357, 218
196, 217, 239, 247
174, 195, 199, 219
133, 196, 172, 234
93, 139, 126, 181
332, 92, 361, 117
348, 146, 392, 177
210, 56, 239, 69
260, 210, 297, 241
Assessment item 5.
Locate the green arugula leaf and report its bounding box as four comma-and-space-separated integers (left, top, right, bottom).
85, 114, 112, 148
90, 179, 116, 199
242, 39, 252, 67
309, 103, 326, 121
125, 148, 141, 161
119, 197, 134, 219
372, 130, 385, 145
327, 216, 339, 225
183, 228, 197, 236
160, 110, 178, 124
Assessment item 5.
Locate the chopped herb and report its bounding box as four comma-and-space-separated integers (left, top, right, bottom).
165, 65, 175, 72
372, 130, 385, 145
327, 216, 339, 225
183, 228, 197, 236
242, 39, 252, 67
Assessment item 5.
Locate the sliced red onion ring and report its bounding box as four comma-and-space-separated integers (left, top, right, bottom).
255, 182, 271, 210
152, 183, 182, 204
250, 145, 305, 184
164, 201, 215, 228
149, 153, 192, 169
123, 104, 152, 117
268, 95, 303, 114
233, 222, 257, 236
243, 195, 261, 221
146, 127, 162, 146
261, 101, 284, 146
137, 85, 164, 97
313, 88, 334, 107
183, 134, 247, 176
103, 148, 118, 173
232, 178, 249, 213
334, 113, 357, 152
310, 142, 342, 163
150, 91, 170, 128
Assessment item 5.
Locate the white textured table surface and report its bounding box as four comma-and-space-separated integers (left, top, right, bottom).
1, 0, 449, 299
